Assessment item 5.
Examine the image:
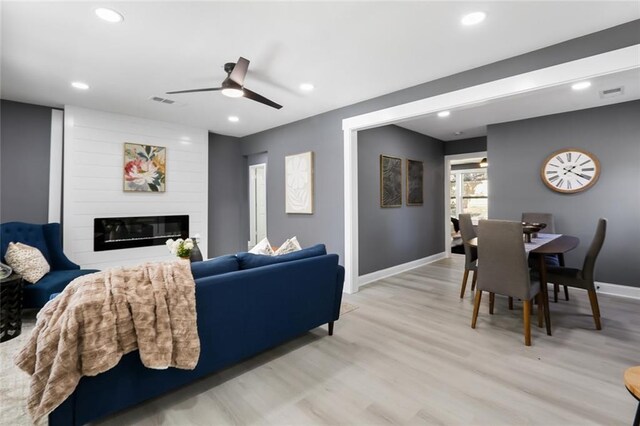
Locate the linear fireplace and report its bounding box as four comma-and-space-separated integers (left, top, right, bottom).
94, 215, 189, 252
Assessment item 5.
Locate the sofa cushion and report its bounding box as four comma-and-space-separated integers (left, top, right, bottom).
5, 242, 51, 283
236, 244, 326, 269
1, 222, 52, 265
23, 269, 99, 309
190, 254, 240, 279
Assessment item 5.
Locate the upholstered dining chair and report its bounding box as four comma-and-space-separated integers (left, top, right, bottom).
546, 218, 607, 330
522, 212, 568, 302
458, 213, 477, 298
471, 220, 545, 346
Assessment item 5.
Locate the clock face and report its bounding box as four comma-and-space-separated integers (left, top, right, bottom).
540, 148, 600, 193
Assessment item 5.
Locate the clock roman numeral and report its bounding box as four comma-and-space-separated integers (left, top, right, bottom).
580, 159, 592, 166
567, 181, 572, 190
577, 173, 592, 180
566, 152, 572, 162
582, 167, 595, 171
556, 178, 564, 188
556, 156, 565, 164
549, 175, 559, 182
546, 170, 557, 174
548, 163, 559, 168
575, 153, 582, 164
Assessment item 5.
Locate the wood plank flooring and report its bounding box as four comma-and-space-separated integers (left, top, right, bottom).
95, 255, 640, 425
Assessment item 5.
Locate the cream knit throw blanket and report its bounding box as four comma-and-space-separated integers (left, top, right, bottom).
14, 260, 200, 423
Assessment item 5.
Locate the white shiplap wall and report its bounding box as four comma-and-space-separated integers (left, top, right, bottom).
63, 106, 208, 270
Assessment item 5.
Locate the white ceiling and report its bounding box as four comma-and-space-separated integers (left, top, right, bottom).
397, 68, 640, 140
1, 2, 638, 137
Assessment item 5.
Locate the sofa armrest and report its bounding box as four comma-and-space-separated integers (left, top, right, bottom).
333, 265, 345, 320
43, 223, 80, 270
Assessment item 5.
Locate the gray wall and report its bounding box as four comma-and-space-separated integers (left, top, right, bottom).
444, 136, 487, 156
488, 100, 640, 287
0, 100, 54, 223
208, 133, 245, 256
358, 125, 444, 275
237, 20, 639, 267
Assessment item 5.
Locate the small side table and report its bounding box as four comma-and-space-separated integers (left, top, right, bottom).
0, 273, 23, 343
625, 366, 640, 426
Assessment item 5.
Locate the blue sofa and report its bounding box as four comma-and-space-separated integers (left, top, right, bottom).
49, 248, 344, 426
0, 222, 99, 308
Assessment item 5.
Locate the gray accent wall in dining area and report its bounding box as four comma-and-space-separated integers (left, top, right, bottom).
488, 100, 640, 287
357, 125, 444, 275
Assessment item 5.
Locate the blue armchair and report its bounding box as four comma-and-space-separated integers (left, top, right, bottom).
0, 222, 98, 309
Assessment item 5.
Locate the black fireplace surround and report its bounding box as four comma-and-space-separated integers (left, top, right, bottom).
94, 215, 189, 252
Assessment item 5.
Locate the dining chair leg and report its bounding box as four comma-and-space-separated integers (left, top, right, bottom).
564, 285, 570, 301
587, 289, 602, 330
508, 297, 514, 310
471, 270, 477, 291
554, 283, 559, 303
460, 269, 469, 298
489, 292, 495, 315
536, 292, 544, 328
538, 255, 552, 336
471, 290, 482, 329
523, 300, 532, 346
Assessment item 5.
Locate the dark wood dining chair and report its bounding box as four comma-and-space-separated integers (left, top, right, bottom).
458, 213, 477, 298
471, 220, 545, 346
545, 218, 607, 330
522, 212, 568, 302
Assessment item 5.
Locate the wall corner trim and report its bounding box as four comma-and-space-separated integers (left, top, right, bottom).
357, 252, 447, 289
595, 281, 640, 300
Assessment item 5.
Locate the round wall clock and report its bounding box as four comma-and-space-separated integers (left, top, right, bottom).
540, 148, 600, 193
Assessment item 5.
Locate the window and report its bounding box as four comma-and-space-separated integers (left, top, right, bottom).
450, 169, 488, 223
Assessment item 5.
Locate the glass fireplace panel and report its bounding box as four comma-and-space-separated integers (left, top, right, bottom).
94, 215, 189, 252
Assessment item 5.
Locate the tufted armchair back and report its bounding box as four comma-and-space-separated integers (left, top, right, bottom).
0, 222, 79, 271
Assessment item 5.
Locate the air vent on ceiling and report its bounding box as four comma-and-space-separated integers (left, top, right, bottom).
599, 86, 624, 99
149, 96, 175, 105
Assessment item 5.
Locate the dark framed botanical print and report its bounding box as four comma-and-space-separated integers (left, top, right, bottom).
380, 155, 402, 207
407, 159, 424, 205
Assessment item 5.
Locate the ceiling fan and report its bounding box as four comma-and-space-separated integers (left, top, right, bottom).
166, 57, 282, 109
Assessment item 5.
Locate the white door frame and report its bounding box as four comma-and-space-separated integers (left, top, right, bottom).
248, 163, 267, 249
342, 45, 640, 294
444, 152, 487, 256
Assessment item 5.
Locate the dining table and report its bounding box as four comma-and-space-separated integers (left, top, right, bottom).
468, 233, 580, 336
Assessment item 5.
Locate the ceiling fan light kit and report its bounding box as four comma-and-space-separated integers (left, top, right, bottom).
167, 56, 282, 109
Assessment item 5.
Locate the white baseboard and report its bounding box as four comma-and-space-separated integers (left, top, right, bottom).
595, 281, 640, 300
358, 252, 447, 288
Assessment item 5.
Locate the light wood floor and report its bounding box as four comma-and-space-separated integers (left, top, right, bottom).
98, 256, 640, 425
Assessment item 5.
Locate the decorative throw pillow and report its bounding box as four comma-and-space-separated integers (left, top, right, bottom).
236, 244, 327, 269
249, 237, 275, 255
274, 236, 302, 256
4, 242, 50, 283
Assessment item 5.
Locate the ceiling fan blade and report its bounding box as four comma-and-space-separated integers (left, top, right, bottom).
229, 57, 250, 86
166, 87, 222, 94
242, 87, 282, 109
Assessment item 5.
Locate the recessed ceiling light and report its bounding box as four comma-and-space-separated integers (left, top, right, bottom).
228, 116, 239, 123
461, 11, 486, 26
437, 111, 451, 118
71, 81, 89, 90
572, 81, 592, 90
95, 8, 124, 23
300, 83, 314, 92
454, 131, 464, 136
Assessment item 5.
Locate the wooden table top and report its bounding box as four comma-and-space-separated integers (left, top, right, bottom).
625, 366, 640, 400
467, 234, 579, 255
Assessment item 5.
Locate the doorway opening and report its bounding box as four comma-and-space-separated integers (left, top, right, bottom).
248, 163, 267, 249
444, 152, 487, 255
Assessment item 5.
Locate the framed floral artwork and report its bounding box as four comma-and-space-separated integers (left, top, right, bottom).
285, 151, 314, 214
123, 143, 166, 192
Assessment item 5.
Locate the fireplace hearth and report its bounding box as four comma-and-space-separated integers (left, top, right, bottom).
94, 215, 189, 252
